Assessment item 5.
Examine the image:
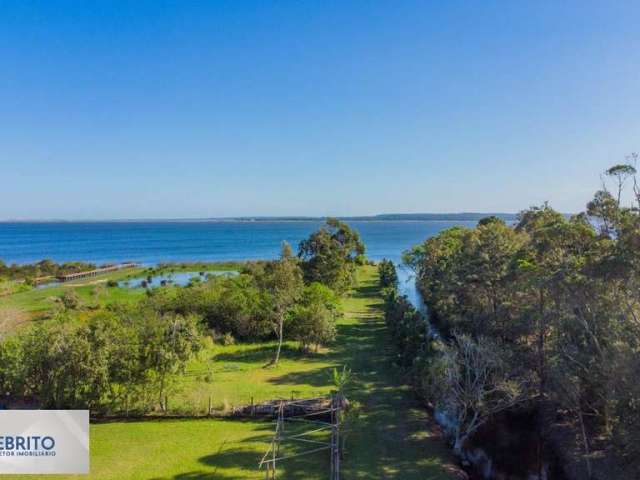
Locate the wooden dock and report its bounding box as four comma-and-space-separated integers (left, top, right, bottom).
56, 262, 138, 282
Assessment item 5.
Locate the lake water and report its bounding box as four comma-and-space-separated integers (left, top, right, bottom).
120, 270, 237, 289
0, 221, 478, 301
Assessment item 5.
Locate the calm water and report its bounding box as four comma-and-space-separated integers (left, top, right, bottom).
0, 221, 477, 302
120, 270, 237, 289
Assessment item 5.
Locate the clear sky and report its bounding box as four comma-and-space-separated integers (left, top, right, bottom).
1, 1, 639, 220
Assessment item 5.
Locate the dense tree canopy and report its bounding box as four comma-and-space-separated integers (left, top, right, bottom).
0, 309, 203, 413
290, 282, 340, 352
298, 218, 366, 294
146, 272, 271, 340
378, 259, 398, 289
399, 160, 640, 473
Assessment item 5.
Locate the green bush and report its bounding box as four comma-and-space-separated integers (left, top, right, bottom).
60, 290, 81, 310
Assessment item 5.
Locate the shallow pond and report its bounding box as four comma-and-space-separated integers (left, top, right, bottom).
34, 270, 237, 290
119, 270, 237, 288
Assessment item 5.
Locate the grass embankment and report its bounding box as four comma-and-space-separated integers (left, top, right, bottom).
8, 266, 455, 479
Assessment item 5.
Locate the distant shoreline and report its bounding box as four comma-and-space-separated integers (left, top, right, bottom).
0, 213, 519, 223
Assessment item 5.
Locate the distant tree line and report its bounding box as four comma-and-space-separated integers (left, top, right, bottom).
390, 158, 640, 476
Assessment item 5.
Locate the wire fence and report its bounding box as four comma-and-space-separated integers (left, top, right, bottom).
89, 389, 334, 420
258, 395, 342, 479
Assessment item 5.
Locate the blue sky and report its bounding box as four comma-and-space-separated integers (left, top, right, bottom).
1, 1, 639, 219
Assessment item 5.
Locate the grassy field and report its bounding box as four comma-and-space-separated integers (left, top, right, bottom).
0, 262, 244, 331
172, 341, 335, 413
6, 266, 456, 479
0, 267, 147, 319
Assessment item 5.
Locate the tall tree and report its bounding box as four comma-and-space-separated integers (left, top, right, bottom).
138, 311, 203, 410
298, 218, 365, 294
261, 242, 304, 365
604, 163, 637, 206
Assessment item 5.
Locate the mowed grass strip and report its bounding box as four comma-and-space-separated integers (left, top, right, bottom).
8, 266, 455, 479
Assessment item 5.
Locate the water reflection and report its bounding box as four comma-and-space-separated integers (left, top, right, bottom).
395, 263, 427, 314
120, 270, 237, 289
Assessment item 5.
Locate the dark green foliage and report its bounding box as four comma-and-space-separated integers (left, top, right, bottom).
612, 354, 640, 459
403, 161, 640, 468
382, 287, 430, 371
377, 259, 398, 289
379, 261, 432, 374
477, 215, 506, 226
0, 309, 203, 413
289, 282, 340, 351
298, 218, 366, 294
139, 241, 348, 350
145, 273, 271, 340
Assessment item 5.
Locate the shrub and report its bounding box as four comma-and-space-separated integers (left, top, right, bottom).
144, 274, 271, 341
60, 291, 81, 310
378, 259, 398, 289
290, 283, 340, 352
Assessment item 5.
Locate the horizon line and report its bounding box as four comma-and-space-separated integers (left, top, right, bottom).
0, 212, 527, 223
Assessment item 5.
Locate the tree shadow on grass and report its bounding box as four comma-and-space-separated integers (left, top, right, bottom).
265, 319, 385, 390
350, 284, 381, 299
197, 439, 329, 480
268, 365, 335, 388
213, 344, 300, 363
152, 470, 243, 480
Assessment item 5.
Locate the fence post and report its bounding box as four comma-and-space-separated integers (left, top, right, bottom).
330, 393, 340, 480
208, 395, 212, 416
330, 394, 334, 479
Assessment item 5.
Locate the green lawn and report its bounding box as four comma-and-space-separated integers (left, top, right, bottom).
7, 266, 456, 479
172, 340, 336, 412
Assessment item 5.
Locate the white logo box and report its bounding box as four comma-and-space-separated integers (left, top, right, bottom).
0, 410, 89, 474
